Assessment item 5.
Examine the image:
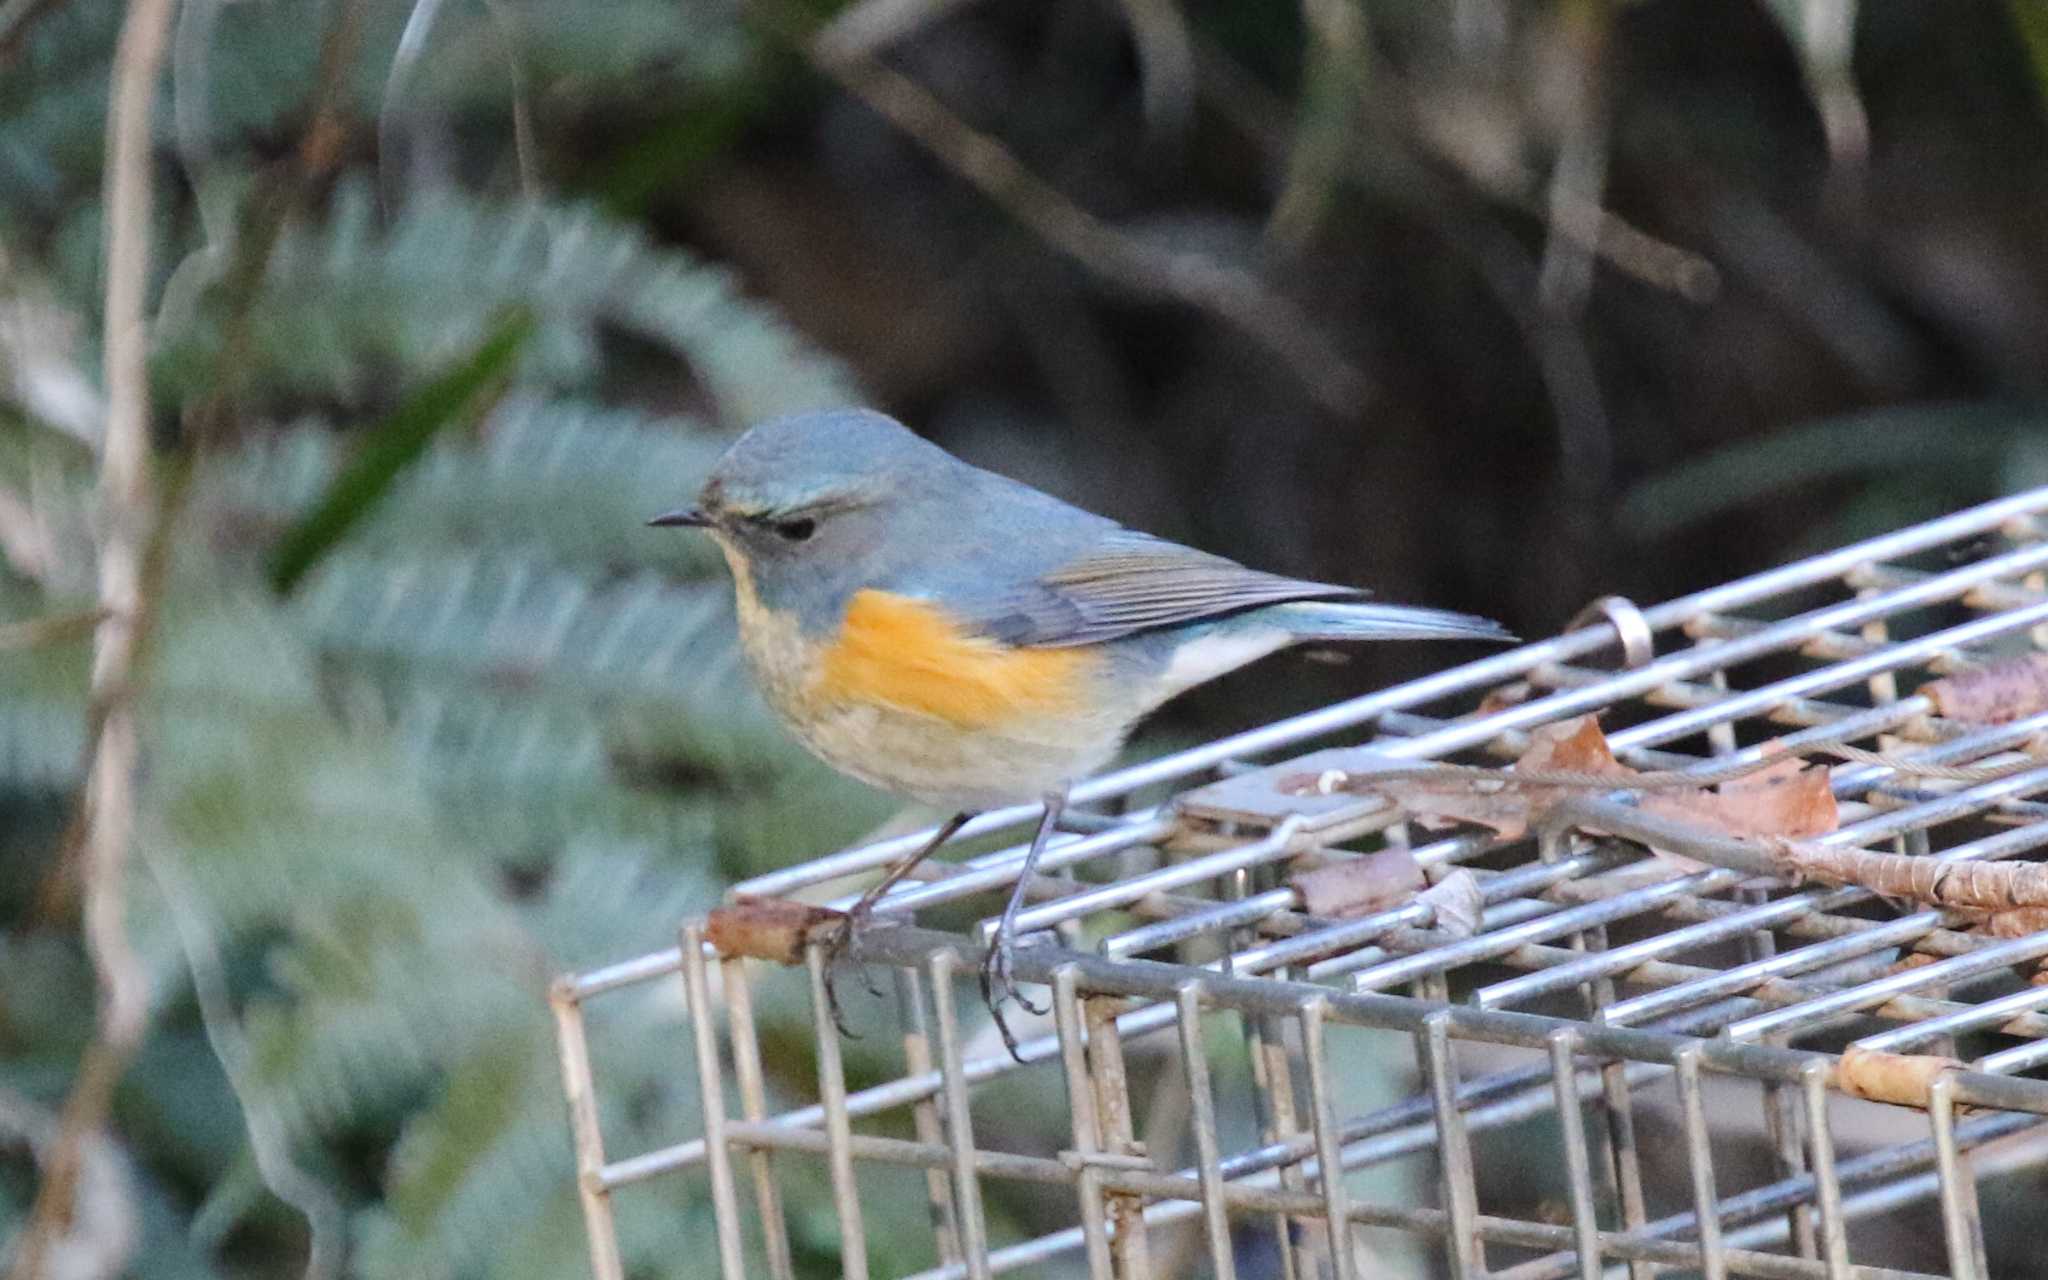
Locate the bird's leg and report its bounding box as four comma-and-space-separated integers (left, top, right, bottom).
980, 789, 1066, 1059
822, 811, 973, 1035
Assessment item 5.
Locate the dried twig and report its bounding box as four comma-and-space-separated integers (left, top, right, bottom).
1768, 839, 2048, 913
1533, 4, 1609, 320
810, 0, 976, 62
15, 2, 368, 1271
478, 0, 538, 199
1787, 0, 1868, 181
379, 0, 452, 216
0, 1087, 137, 1280
1196, 36, 1718, 302
139, 837, 346, 1280
6, 0, 174, 1274
0, 609, 108, 651
1266, 0, 1364, 249
765, 2, 1371, 412
1551, 794, 2048, 926
0, 483, 54, 581
1113, 0, 1195, 150
378, 0, 538, 206
37, 0, 363, 923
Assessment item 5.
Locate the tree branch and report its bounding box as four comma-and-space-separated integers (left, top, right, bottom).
6, 0, 175, 1271
766, 2, 1371, 413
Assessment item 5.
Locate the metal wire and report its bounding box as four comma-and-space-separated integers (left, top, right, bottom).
555, 488, 2048, 1280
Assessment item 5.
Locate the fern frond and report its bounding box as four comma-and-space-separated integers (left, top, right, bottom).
179, 185, 860, 421
214, 398, 730, 574
293, 548, 742, 711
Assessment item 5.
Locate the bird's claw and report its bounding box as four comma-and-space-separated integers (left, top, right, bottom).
817, 907, 877, 1038
979, 927, 1049, 1062
978, 790, 1066, 1061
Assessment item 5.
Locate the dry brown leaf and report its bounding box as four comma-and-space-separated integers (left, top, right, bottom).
1319, 716, 1837, 851
1293, 847, 1426, 918
1357, 716, 1628, 840
1517, 714, 1628, 775
1640, 750, 1837, 840
1417, 869, 1485, 938
1475, 681, 1534, 716
1373, 782, 1538, 840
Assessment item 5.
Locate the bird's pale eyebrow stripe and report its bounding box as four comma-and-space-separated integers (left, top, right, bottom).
728, 493, 864, 524
814, 590, 1099, 728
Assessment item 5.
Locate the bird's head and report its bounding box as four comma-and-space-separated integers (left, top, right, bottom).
648, 408, 959, 624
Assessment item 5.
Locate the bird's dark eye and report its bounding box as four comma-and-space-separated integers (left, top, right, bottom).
773, 516, 817, 543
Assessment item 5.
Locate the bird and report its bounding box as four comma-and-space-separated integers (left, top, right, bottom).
650, 407, 1511, 1052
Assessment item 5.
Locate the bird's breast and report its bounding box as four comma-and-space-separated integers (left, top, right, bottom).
813, 589, 1100, 729
728, 584, 1125, 807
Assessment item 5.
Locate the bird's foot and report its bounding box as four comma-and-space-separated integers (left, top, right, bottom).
978, 790, 1067, 1061
816, 811, 975, 1036
817, 902, 891, 1037
978, 926, 1051, 1062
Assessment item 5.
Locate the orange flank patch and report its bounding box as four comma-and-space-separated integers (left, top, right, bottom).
817, 590, 1097, 728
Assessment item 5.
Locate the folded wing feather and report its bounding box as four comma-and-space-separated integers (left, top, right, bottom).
955, 531, 1365, 648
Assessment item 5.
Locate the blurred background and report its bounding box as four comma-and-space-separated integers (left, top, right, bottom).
2, 0, 2046, 1276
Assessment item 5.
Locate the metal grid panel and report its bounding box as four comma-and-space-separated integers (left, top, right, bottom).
554, 489, 2048, 1279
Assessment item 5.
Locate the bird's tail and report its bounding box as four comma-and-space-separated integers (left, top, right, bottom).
1267, 600, 1516, 644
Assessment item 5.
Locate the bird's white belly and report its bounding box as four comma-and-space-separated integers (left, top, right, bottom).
790, 701, 1125, 811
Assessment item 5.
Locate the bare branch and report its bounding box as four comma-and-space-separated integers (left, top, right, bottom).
479, 0, 539, 200
1114, 0, 1195, 150
1534, 4, 1611, 320
0, 1088, 137, 1280
1266, 0, 1364, 250
139, 839, 346, 1280
0, 609, 108, 651
1199, 35, 1719, 302
6, 0, 175, 1271
0, 484, 55, 582
771, 4, 1372, 413
812, 0, 975, 63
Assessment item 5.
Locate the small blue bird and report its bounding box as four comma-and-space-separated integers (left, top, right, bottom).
651, 408, 1510, 1046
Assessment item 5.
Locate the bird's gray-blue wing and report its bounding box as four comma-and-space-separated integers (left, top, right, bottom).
950, 531, 1365, 648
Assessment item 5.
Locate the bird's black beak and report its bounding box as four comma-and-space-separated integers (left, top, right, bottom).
647, 507, 712, 528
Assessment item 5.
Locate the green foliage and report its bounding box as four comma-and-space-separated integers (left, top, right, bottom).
0, 38, 894, 1269
267, 305, 536, 592
1618, 403, 2048, 543
156, 180, 861, 421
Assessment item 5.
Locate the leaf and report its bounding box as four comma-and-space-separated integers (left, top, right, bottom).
1639, 749, 1837, 842
2012, 0, 2048, 114
267, 306, 535, 593
1616, 403, 2034, 539
1416, 869, 1483, 939
1284, 716, 1628, 841
1516, 713, 1629, 776
1286, 716, 1838, 849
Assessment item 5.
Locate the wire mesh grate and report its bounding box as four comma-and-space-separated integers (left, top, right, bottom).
553, 489, 2048, 1280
